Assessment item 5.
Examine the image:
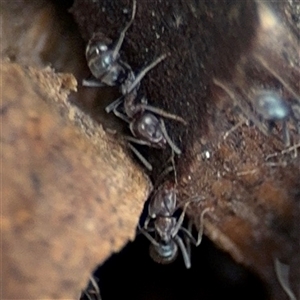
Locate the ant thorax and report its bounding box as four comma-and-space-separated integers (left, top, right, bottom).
154, 217, 177, 242
149, 182, 177, 218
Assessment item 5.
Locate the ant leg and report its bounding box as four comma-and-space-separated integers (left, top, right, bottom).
138, 104, 187, 125
82, 275, 102, 300
83, 291, 93, 300
113, 108, 130, 123
160, 119, 182, 155
174, 235, 191, 269
125, 135, 153, 146
154, 150, 177, 186
291, 105, 300, 133
127, 54, 168, 93
151, 151, 177, 191
180, 207, 211, 247
105, 97, 124, 113
282, 121, 291, 147
138, 224, 160, 246
155, 165, 174, 188
112, 0, 137, 60
184, 220, 193, 260
143, 220, 156, 233
128, 143, 153, 171
89, 276, 102, 300
180, 226, 195, 243
82, 78, 105, 88
195, 207, 211, 246
107, 98, 130, 123
143, 216, 152, 230
274, 258, 297, 300
171, 200, 192, 238
83, 290, 93, 300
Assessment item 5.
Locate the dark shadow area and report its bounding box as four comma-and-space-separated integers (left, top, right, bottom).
92, 235, 268, 300
51, 0, 74, 10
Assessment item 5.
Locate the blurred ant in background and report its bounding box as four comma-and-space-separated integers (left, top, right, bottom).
253, 90, 299, 146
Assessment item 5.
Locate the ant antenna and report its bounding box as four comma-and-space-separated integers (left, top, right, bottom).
160, 119, 181, 155
127, 54, 168, 93
128, 143, 153, 171
112, 0, 137, 60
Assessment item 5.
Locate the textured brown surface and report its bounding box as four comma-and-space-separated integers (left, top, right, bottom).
1, 61, 151, 299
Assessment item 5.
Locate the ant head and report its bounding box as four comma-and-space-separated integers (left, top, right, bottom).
86, 33, 115, 79
149, 240, 178, 265
130, 113, 167, 148
255, 91, 291, 121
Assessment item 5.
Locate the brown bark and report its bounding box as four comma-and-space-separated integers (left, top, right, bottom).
1, 61, 151, 299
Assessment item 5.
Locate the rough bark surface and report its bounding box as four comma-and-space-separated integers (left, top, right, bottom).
1, 61, 151, 299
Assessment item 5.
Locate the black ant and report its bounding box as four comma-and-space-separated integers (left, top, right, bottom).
138, 161, 211, 268
105, 53, 187, 170
83, 0, 136, 88
83, 0, 186, 170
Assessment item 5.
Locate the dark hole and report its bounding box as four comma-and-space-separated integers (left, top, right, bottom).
84, 235, 268, 300
51, 0, 74, 10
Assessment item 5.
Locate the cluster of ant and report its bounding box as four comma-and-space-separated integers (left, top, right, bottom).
79, 2, 300, 299
83, 0, 185, 172
83, 0, 300, 273
82, 0, 207, 269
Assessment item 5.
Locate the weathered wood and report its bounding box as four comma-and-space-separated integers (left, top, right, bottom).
1, 61, 151, 299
